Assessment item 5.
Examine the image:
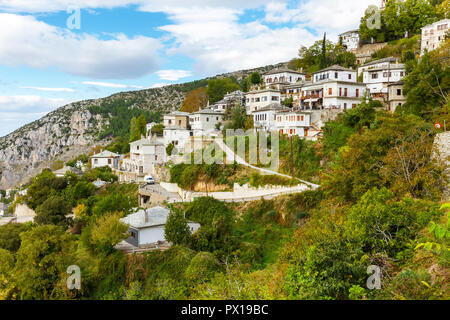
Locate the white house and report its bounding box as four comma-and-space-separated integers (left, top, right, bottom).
163, 127, 193, 151
276, 109, 312, 137
189, 109, 224, 136
263, 68, 306, 88
121, 206, 200, 247
421, 19, 449, 56
253, 103, 288, 132
163, 111, 190, 129
211, 99, 228, 113
362, 62, 405, 99
312, 65, 357, 83
301, 80, 366, 111
339, 30, 360, 51
245, 88, 281, 114
90, 150, 120, 169
121, 137, 166, 176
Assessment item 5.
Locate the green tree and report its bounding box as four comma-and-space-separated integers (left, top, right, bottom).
0, 223, 30, 253
35, 196, 72, 229
136, 114, 147, 138
207, 78, 240, 104
249, 72, 262, 85
25, 170, 68, 210
129, 116, 140, 142
13, 225, 77, 299
185, 252, 222, 282
165, 210, 192, 246
89, 212, 129, 253
399, 42, 449, 120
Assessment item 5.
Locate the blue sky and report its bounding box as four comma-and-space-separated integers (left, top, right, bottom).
0, 0, 379, 137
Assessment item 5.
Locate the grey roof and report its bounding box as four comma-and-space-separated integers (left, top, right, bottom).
314, 65, 355, 74
167, 111, 191, 117
90, 150, 120, 158
264, 68, 306, 76
131, 137, 164, 146
339, 29, 360, 36
192, 108, 224, 115
121, 206, 170, 229
361, 57, 399, 67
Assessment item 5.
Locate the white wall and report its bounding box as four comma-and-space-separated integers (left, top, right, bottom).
138, 223, 201, 246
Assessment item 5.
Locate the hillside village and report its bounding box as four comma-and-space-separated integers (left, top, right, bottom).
0, 0, 448, 301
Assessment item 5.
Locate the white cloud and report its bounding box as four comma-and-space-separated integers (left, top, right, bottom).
0, 13, 161, 79
81, 81, 143, 89
264, 2, 300, 24
0, 95, 72, 136
264, 0, 380, 34
20, 86, 75, 92
156, 70, 192, 81
158, 7, 316, 75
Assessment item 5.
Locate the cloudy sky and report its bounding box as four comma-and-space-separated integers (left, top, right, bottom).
0, 0, 379, 137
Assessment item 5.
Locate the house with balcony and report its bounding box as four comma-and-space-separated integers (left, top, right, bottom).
263, 68, 306, 90
253, 103, 289, 132
362, 61, 405, 101
300, 65, 366, 111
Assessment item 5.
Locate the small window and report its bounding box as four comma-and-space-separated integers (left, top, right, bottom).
335, 72, 338, 79
397, 89, 402, 96
348, 74, 352, 80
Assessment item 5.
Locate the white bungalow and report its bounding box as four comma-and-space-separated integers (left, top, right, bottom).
90, 150, 120, 169
121, 206, 200, 247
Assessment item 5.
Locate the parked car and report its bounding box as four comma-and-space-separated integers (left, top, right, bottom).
143, 175, 155, 185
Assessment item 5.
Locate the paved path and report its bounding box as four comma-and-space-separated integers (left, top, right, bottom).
215, 137, 320, 189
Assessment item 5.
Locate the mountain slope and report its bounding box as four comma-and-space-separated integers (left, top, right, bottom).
0, 62, 285, 189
